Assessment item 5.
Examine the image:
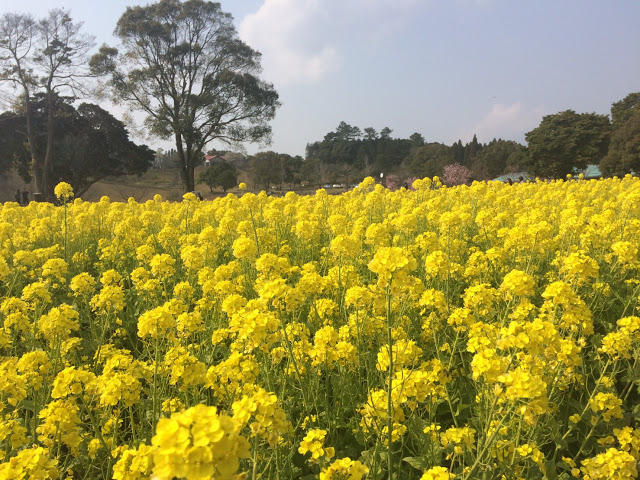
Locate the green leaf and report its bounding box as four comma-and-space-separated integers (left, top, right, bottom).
455, 402, 472, 416
19, 399, 36, 413
544, 458, 558, 480
402, 456, 429, 471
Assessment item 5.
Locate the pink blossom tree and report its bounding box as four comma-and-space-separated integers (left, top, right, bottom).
384, 174, 401, 191
442, 163, 472, 186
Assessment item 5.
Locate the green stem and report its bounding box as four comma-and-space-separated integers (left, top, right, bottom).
561, 359, 611, 442
249, 209, 262, 257
508, 416, 523, 467
252, 435, 259, 480
152, 337, 160, 436
570, 416, 599, 466
278, 315, 309, 409
129, 406, 137, 444
463, 403, 515, 480
432, 327, 460, 427
63, 202, 68, 261
386, 284, 394, 480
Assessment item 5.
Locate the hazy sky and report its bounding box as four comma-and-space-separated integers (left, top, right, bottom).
5, 0, 640, 156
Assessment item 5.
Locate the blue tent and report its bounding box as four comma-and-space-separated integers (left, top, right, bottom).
578, 164, 602, 179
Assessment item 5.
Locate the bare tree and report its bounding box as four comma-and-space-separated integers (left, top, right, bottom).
0, 13, 39, 190
35, 9, 95, 200
0, 9, 95, 201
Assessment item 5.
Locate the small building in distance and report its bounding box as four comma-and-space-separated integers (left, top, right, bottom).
204, 154, 226, 167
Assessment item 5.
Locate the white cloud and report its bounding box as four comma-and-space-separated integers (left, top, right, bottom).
239, 0, 341, 87
464, 102, 547, 143
238, 0, 421, 87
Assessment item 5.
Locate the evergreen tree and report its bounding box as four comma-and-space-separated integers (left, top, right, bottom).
451, 139, 465, 165
463, 134, 482, 167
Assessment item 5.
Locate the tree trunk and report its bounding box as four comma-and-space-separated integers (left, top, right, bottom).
41, 87, 56, 202
75, 176, 106, 198
187, 163, 195, 192
174, 131, 190, 193
185, 143, 195, 192
23, 94, 43, 196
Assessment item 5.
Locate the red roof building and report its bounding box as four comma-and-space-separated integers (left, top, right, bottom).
204, 155, 226, 166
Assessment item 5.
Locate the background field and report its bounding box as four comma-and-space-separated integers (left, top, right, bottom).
0, 167, 244, 203
1, 165, 350, 204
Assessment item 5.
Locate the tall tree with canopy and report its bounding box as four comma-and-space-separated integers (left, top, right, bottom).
610, 92, 640, 126
90, 0, 280, 193
525, 110, 610, 178
601, 92, 640, 176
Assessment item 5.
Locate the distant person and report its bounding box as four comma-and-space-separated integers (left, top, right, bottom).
507, 178, 513, 185
15, 189, 21, 204
22, 190, 29, 205
518, 176, 524, 183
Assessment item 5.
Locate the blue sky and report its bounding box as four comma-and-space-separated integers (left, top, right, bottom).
5, 0, 640, 156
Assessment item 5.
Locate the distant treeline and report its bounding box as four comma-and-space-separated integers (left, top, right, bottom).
195, 91, 640, 191
304, 122, 527, 184
173, 91, 640, 192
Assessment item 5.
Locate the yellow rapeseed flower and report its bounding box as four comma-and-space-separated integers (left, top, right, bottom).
54, 182, 74, 202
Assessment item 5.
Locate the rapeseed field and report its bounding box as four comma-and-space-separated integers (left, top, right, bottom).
0, 176, 639, 479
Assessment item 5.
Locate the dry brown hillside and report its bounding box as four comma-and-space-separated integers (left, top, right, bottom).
1, 166, 251, 203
